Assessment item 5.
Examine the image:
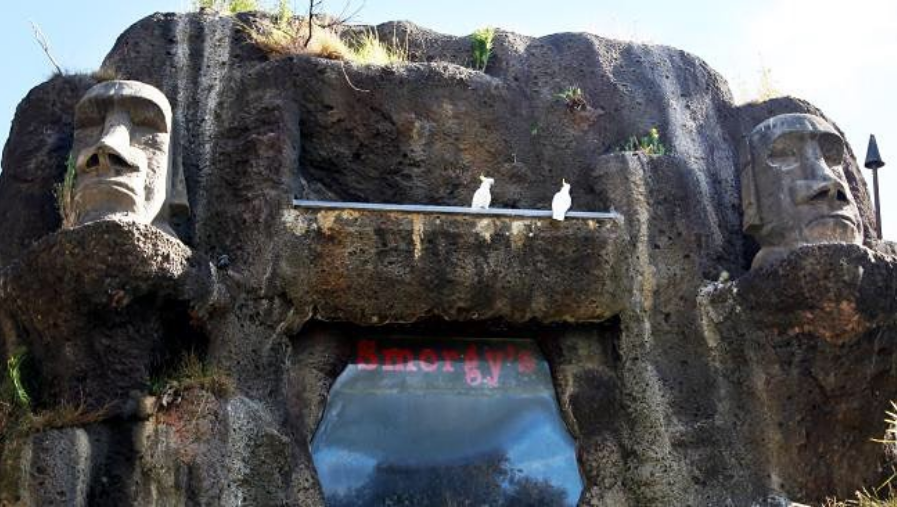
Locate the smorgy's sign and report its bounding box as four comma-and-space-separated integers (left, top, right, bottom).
354, 338, 539, 388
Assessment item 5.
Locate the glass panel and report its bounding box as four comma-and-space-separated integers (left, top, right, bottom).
311, 337, 583, 507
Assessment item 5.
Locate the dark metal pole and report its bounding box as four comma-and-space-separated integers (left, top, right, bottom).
864, 134, 885, 239
873, 166, 882, 239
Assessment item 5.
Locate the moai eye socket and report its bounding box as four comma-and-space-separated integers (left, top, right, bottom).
767, 138, 799, 169
127, 99, 169, 133
818, 133, 844, 168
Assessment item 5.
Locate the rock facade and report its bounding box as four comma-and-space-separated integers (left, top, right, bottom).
0, 10, 894, 506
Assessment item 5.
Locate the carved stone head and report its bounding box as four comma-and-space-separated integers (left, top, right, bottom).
69, 80, 172, 228
742, 113, 863, 269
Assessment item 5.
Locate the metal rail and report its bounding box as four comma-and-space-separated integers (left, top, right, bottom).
292, 199, 622, 221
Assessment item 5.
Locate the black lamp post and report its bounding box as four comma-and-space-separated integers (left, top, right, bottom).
864, 134, 885, 239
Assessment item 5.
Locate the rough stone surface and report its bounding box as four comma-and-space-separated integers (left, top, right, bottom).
700, 244, 897, 499
1, 10, 894, 507
0, 220, 216, 410
278, 207, 626, 325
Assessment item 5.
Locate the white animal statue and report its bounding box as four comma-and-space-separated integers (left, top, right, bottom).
552, 179, 572, 221
471, 175, 495, 209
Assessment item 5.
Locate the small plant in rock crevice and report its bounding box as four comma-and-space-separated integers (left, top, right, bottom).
556, 85, 588, 112
55, 155, 77, 229
6, 350, 31, 409
471, 26, 496, 72
822, 401, 897, 507
620, 127, 667, 156
150, 352, 234, 408
0, 349, 110, 445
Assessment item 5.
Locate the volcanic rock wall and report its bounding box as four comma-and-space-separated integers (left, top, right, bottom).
0, 10, 894, 506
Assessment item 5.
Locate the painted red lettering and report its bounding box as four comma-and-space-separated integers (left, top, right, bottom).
382, 348, 417, 371
440, 350, 460, 372
484, 349, 505, 387
357, 340, 379, 371
518, 349, 536, 374
464, 345, 482, 386
418, 348, 439, 372
505, 344, 517, 360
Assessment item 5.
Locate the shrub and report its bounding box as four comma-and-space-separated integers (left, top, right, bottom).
621, 127, 666, 156
471, 27, 495, 72
556, 85, 587, 112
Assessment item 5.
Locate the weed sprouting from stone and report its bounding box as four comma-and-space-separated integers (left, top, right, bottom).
620, 127, 667, 156
471, 27, 495, 72
556, 85, 588, 112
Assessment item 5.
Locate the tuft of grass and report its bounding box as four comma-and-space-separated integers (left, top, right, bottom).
822, 402, 897, 506
91, 66, 120, 82
822, 490, 897, 507
755, 65, 781, 102
55, 155, 77, 229
243, 17, 407, 65
0, 349, 108, 444
243, 17, 352, 60
151, 352, 234, 406
194, 0, 258, 14
620, 127, 666, 156
30, 402, 108, 432
471, 26, 495, 72
556, 85, 587, 112
6, 350, 30, 409
349, 29, 408, 65
275, 0, 292, 29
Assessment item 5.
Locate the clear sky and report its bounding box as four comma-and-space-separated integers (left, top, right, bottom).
3, 0, 896, 238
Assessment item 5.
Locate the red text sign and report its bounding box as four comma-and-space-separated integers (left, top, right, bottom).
355, 339, 538, 388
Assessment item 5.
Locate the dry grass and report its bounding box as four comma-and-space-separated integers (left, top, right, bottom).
822, 491, 897, 507
152, 352, 235, 407
348, 29, 408, 66
244, 17, 352, 60
30, 402, 109, 432
821, 402, 897, 506
91, 66, 120, 82
242, 17, 407, 65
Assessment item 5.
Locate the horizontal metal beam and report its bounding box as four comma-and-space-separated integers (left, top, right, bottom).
292, 199, 622, 221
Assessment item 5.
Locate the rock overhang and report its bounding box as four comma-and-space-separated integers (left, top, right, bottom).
277, 202, 627, 326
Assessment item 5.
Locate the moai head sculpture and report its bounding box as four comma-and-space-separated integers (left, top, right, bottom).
68, 80, 173, 228
742, 113, 863, 269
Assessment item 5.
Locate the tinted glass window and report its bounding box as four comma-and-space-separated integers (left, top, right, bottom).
311, 338, 583, 506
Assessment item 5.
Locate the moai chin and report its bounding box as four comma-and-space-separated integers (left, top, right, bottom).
68, 80, 173, 229
742, 113, 863, 269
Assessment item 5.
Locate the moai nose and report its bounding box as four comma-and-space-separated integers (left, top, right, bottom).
794, 141, 850, 205
77, 114, 136, 175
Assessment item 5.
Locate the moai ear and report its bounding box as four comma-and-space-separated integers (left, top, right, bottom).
740, 135, 762, 235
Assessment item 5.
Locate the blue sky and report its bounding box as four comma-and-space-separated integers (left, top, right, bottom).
3, 0, 896, 237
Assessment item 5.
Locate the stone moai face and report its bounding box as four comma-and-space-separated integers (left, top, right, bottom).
69, 80, 172, 227
742, 113, 863, 269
